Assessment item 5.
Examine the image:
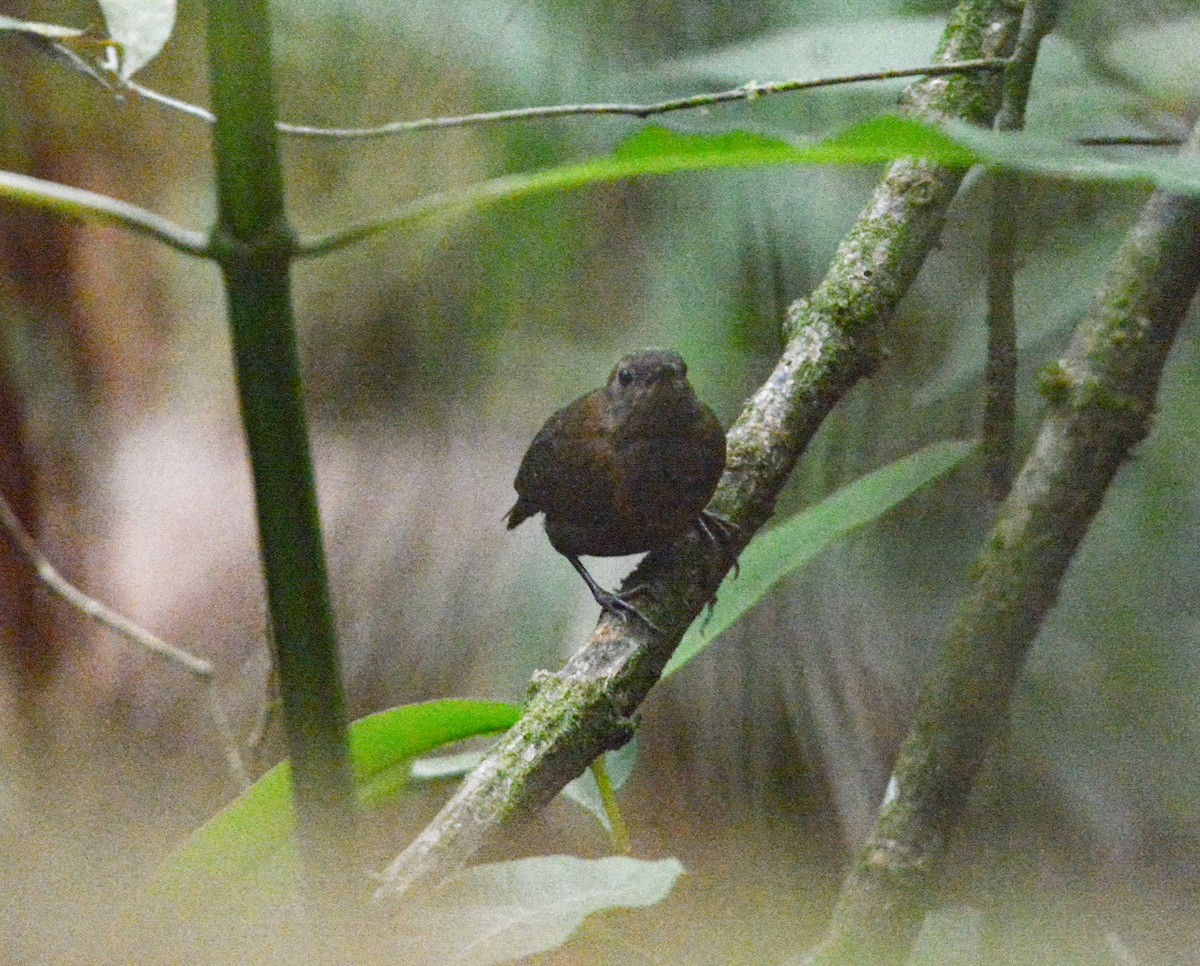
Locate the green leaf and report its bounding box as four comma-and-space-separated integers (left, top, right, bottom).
351, 699, 521, 807
149, 699, 520, 914
404, 855, 684, 965
1106, 14, 1200, 105
97, 0, 175, 78
663, 440, 977, 678
664, 17, 949, 88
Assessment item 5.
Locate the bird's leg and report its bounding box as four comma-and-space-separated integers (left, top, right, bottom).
567, 554, 662, 633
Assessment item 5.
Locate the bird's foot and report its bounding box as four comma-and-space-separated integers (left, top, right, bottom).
592, 586, 662, 634
696, 511, 743, 579
566, 553, 662, 633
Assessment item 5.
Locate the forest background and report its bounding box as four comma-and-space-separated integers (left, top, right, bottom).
2, 0, 1200, 962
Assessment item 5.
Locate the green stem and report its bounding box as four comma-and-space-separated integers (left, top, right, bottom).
591, 756, 631, 855
203, 0, 357, 901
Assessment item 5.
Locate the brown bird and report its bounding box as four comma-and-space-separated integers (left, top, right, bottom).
505, 349, 729, 627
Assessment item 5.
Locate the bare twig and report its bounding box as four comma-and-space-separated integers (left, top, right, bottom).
122, 59, 1007, 139
0, 493, 250, 789
1078, 135, 1184, 147
983, 0, 1062, 497
984, 173, 1019, 498
371, 0, 1024, 905
274, 60, 1008, 138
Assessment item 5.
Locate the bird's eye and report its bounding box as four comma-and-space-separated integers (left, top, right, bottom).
617, 368, 633, 387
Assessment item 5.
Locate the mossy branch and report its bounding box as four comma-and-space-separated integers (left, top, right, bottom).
807, 121, 1200, 966
371, 0, 1024, 905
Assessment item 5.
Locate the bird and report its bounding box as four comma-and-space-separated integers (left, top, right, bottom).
505, 348, 731, 628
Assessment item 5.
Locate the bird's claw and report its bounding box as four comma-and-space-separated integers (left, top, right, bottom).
594, 587, 663, 634
696, 511, 743, 579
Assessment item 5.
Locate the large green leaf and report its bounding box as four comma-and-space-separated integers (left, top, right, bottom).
403, 855, 684, 965
663, 439, 977, 678
149, 699, 520, 913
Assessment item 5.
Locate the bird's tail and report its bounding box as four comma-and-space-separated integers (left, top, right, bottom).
503, 497, 537, 530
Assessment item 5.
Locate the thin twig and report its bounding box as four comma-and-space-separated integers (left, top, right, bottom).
124, 59, 1007, 139
1078, 135, 1184, 147
0, 493, 250, 788
984, 173, 1019, 498
982, 0, 1061, 498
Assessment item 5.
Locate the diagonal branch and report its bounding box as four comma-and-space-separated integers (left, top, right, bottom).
807, 120, 1200, 966
372, 0, 1024, 906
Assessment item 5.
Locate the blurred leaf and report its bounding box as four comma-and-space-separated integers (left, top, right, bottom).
652, 16, 950, 137
403, 855, 684, 965
561, 737, 639, 833
1106, 14, 1200, 106
1022, 36, 1162, 141
97, 0, 175, 78
664, 439, 976, 677
663, 23, 1158, 141
328, 115, 1200, 252
149, 699, 520, 913
916, 194, 1139, 405
909, 905, 985, 965
665, 16, 950, 82
944, 120, 1200, 195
